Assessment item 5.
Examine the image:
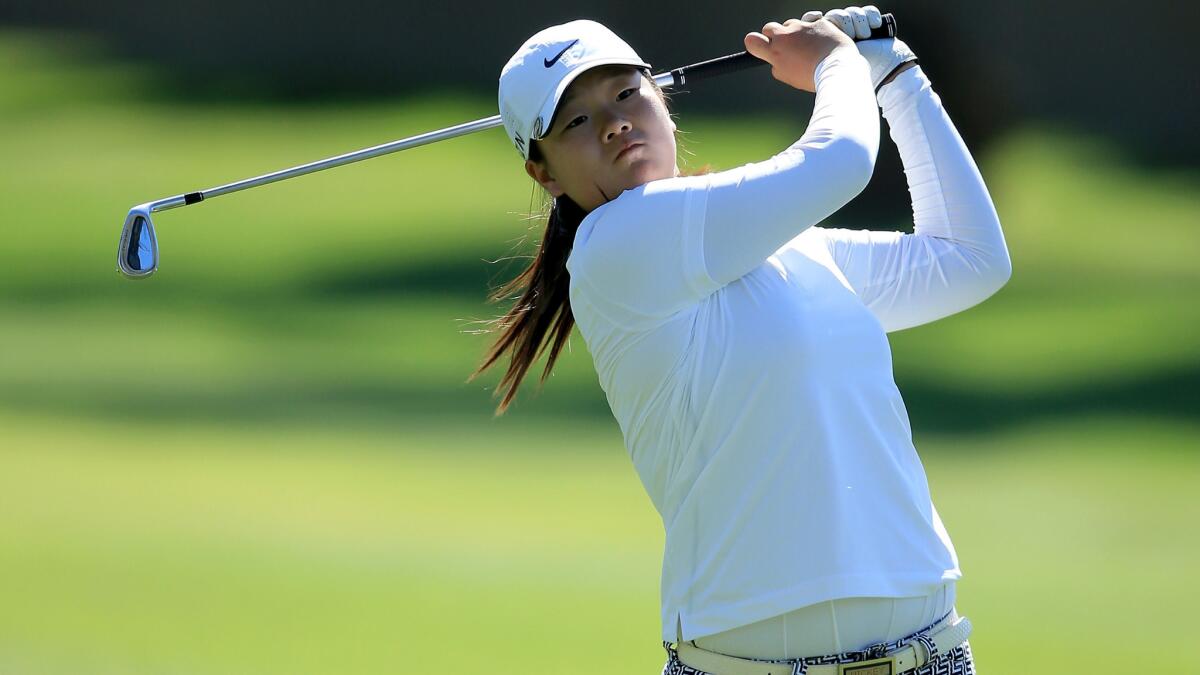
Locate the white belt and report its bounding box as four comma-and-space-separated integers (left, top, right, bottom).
676, 614, 972, 675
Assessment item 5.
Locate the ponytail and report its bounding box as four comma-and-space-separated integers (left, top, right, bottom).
466, 184, 586, 416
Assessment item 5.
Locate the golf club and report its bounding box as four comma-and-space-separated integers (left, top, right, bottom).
117, 14, 896, 279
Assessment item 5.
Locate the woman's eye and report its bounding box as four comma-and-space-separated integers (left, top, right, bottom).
565, 116, 586, 130
618, 87, 637, 100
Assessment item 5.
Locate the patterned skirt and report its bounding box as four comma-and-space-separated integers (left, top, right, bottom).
660, 609, 975, 675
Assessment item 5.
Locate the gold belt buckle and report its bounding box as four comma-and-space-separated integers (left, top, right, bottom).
837, 655, 897, 675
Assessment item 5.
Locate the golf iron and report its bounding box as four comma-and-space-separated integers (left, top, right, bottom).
117, 15, 896, 279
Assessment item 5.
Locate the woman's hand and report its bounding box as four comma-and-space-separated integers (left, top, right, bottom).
803, 5, 919, 91
744, 17, 857, 93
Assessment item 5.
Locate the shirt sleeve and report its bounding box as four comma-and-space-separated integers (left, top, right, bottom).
815, 64, 1013, 333
567, 46, 880, 321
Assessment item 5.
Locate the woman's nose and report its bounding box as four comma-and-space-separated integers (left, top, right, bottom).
603, 116, 632, 141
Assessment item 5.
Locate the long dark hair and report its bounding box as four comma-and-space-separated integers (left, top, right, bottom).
467, 70, 704, 416
465, 151, 586, 417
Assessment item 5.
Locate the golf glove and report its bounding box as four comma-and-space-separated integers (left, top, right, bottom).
803, 5, 918, 93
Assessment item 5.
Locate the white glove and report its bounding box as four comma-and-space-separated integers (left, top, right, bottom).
803, 5, 917, 92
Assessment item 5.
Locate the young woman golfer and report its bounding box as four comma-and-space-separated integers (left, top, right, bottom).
473, 6, 1010, 674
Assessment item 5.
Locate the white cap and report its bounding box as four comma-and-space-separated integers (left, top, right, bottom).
499, 19, 651, 160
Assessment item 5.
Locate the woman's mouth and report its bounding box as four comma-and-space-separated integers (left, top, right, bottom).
615, 142, 644, 161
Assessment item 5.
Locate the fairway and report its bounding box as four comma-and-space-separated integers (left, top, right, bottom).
1, 28, 1198, 675
2, 413, 1198, 674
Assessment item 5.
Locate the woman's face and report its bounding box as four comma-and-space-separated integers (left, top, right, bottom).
525, 66, 678, 212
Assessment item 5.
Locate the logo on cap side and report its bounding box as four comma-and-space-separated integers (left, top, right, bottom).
544, 39, 578, 68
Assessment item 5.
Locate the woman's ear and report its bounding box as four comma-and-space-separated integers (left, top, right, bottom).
525, 159, 565, 198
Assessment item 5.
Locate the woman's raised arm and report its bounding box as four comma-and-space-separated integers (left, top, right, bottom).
698, 44, 880, 287
816, 64, 1012, 333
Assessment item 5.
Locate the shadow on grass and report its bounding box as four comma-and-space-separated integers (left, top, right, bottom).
2, 363, 1196, 442
7, 244, 522, 308
898, 364, 1199, 435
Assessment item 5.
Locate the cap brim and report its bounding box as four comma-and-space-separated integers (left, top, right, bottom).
532, 57, 652, 142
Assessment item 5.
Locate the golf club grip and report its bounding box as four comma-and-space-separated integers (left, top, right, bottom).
666, 12, 895, 87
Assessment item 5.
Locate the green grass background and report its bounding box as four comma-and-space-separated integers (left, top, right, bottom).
1, 29, 1198, 674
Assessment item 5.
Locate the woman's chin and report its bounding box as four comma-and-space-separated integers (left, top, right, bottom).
620, 163, 673, 191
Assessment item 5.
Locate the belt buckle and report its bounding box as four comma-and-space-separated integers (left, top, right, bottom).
837, 655, 897, 675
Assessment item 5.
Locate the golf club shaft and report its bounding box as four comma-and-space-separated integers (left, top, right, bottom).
145, 14, 895, 214
151, 114, 507, 212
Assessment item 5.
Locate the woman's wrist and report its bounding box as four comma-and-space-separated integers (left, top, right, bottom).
878, 59, 919, 89
811, 43, 868, 92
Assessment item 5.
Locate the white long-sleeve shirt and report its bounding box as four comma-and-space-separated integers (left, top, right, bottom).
564, 46, 1011, 644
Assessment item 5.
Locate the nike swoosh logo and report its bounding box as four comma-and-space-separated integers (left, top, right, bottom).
544, 40, 578, 67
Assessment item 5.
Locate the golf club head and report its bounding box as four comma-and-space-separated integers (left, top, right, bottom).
117, 206, 158, 279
